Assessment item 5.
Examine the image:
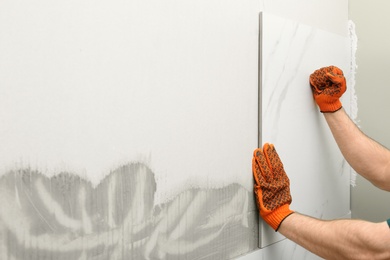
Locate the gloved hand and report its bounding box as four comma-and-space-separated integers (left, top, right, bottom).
252, 143, 294, 231
309, 65, 347, 113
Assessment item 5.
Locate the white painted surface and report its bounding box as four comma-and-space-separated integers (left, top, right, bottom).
259, 13, 352, 248
0, 0, 349, 205
0, 0, 260, 205
0, 0, 351, 259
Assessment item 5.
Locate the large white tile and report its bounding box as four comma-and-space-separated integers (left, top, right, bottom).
259, 12, 352, 248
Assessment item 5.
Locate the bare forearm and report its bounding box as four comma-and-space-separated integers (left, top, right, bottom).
324, 108, 390, 190
278, 213, 390, 260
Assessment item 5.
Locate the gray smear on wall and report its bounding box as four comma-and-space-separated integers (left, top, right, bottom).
0, 163, 259, 259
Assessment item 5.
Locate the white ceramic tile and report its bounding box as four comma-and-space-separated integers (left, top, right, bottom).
259, 12, 352, 248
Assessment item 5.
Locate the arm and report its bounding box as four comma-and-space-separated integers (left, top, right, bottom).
324, 108, 390, 190
310, 65, 390, 190
253, 144, 390, 259
278, 213, 390, 260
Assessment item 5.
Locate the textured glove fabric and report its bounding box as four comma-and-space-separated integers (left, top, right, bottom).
252, 143, 294, 231
309, 65, 346, 113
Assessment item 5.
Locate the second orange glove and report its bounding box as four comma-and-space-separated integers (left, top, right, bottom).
252, 143, 294, 231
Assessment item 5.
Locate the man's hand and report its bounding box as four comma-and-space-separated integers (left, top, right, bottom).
309, 65, 346, 113
252, 143, 294, 231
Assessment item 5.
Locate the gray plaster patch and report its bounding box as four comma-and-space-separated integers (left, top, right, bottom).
0, 163, 259, 259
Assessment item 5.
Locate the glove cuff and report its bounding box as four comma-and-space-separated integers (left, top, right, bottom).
263, 204, 294, 231
316, 97, 343, 113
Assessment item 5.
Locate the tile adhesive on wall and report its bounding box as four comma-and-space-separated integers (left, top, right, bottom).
0, 1, 356, 259
0, 165, 259, 259
348, 19, 359, 187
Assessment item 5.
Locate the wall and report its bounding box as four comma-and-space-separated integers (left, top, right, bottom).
0, 0, 349, 259
349, 0, 390, 222
3, 1, 261, 259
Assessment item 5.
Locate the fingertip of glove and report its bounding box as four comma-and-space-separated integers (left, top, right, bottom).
253, 148, 262, 157
263, 143, 276, 153
262, 143, 272, 150
331, 65, 344, 75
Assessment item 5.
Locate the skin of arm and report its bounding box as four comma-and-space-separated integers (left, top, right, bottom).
276, 67, 390, 259
324, 107, 390, 191
278, 213, 390, 260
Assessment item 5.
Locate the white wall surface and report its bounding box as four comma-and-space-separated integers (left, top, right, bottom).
0, 0, 262, 205
0, 0, 349, 201
0, 0, 350, 209
349, 0, 390, 222
0, 0, 350, 259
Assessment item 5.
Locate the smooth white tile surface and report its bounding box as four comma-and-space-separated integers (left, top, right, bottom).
259, 12, 352, 248
261, 0, 349, 36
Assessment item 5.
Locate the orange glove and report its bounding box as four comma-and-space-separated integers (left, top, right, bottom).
252, 143, 294, 231
309, 65, 347, 113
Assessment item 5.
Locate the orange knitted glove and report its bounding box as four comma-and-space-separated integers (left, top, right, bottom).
309, 65, 347, 113
252, 143, 294, 231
